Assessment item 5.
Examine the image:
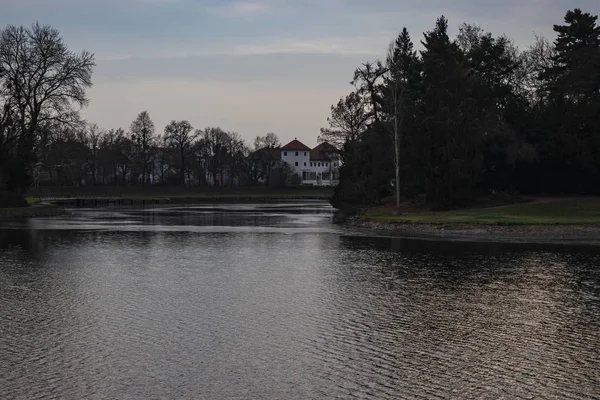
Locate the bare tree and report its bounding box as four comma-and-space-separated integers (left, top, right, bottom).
254, 132, 280, 187
154, 134, 171, 185
521, 34, 557, 102
202, 127, 231, 186
163, 120, 197, 185
0, 23, 95, 136
318, 91, 369, 148
77, 122, 103, 185
456, 23, 485, 54
117, 132, 134, 185
351, 61, 386, 123
193, 136, 210, 186
279, 162, 296, 186
99, 128, 127, 184
226, 131, 245, 187
130, 111, 156, 184
0, 22, 94, 204
242, 146, 263, 186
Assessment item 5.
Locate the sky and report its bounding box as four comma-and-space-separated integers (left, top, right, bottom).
1, 0, 598, 147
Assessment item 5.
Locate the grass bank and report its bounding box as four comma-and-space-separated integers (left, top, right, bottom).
361, 197, 600, 225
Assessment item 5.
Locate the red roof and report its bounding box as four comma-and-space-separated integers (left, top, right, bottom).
310, 142, 339, 161
281, 139, 311, 151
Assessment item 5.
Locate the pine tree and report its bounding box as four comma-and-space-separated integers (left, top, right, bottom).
384, 28, 423, 207
419, 16, 484, 207
546, 9, 600, 97
539, 9, 600, 193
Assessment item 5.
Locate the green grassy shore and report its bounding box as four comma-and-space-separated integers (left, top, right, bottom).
361, 197, 600, 225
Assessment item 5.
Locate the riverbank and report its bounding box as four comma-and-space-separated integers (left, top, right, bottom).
350, 219, 600, 245
344, 197, 600, 245
0, 203, 65, 219
27, 186, 333, 205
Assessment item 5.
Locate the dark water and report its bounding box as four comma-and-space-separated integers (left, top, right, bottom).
1, 202, 599, 399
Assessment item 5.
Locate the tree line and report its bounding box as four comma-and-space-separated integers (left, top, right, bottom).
34, 113, 288, 189
326, 8, 600, 210
0, 23, 290, 207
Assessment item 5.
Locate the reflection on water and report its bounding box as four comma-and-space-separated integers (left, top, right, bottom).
1, 202, 599, 399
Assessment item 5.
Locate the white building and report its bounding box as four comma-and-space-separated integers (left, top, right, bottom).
280, 139, 340, 186
281, 139, 311, 175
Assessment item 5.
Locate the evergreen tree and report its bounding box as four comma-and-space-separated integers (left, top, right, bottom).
419, 16, 484, 206
538, 9, 600, 193
383, 28, 423, 205
328, 8, 600, 211
458, 23, 533, 192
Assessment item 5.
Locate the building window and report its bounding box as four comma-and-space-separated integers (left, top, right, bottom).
295, 151, 298, 156
318, 163, 321, 167
304, 152, 307, 156
284, 151, 287, 156
295, 162, 298, 166
304, 162, 306, 166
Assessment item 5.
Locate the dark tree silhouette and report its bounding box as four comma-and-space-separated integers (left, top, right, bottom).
0, 23, 94, 205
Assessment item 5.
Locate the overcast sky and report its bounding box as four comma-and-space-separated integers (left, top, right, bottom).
1, 0, 598, 146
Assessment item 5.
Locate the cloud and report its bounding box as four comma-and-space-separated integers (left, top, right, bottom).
92, 53, 367, 85
230, 1, 270, 13
233, 36, 385, 56
5, 0, 597, 146
129, 0, 181, 4
88, 34, 385, 62
208, 0, 272, 17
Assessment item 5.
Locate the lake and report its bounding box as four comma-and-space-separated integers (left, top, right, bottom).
1, 201, 599, 399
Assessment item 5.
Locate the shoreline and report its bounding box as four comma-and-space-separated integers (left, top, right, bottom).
0, 204, 66, 219
28, 190, 332, 207
156, 195, 329, 204
36, 195, 329, 207
346, 218, 600, 245
0, 197, 330, 219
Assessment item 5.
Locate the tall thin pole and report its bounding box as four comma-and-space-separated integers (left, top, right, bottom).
394, 115, 400, 212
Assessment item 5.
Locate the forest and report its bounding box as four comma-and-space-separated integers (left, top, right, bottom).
30, 117, 287, 191
325, 8, 600, 210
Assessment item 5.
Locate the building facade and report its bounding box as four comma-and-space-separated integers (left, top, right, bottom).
280, 139, 340, 186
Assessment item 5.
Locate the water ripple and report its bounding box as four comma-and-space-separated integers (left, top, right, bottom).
1, 204, 599, 399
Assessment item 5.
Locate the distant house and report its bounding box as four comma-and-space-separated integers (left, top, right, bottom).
280, 138, 340, 186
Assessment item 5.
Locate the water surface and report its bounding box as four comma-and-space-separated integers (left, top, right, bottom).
1, 202, 599, 399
